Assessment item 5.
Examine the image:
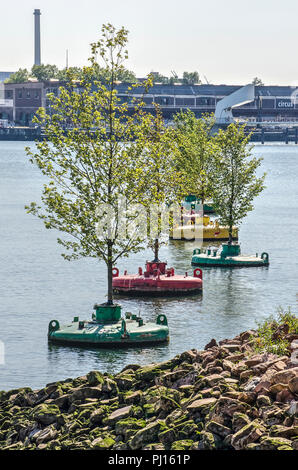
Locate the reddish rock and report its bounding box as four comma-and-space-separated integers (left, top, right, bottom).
226, 353, 246, 363
269, 383, 288, 395
276, 389, 295, 403
239, 330, 257, 342
205, 374, 224, 387
244, 356, 264, 368
222, 359, 234, 372
214, 397, 250, 418
238, 391, 257, 404
288, 376, 298, 395
239, 369, 254, 381
222, 344, 242, 353
271, 367, 298, 385
186, 397, 217, 415
204, 339, 218, 350
254, 381, 271, 394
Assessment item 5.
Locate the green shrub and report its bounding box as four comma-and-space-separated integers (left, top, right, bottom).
252, 307, 298, 355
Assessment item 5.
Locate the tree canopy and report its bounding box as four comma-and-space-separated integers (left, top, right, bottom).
211, 124, 266, 243
174, 110, 216, 205
26, 24, 181, 304
5, 68, 30, 83
252, 77, 264, 86
6, 63, 137, 84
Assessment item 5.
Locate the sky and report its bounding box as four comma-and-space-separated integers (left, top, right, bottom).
1, 0, 298, 86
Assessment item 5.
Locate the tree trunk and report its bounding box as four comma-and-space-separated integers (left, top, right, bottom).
107, 242, 113, 305
153, 238, 160, 262
228, 223, 233, 245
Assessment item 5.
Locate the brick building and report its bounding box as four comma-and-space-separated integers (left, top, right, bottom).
0, 80, 61, 125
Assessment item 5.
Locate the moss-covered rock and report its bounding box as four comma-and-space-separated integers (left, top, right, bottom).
115, 417, 146, 438
129, 420, 163, 450
86, 371, 104, 387
1, 319, 296, 451
135, 365, 163, 383
171, 439, 194, 450
32, 404, 61, 426
91, 436, 115, 449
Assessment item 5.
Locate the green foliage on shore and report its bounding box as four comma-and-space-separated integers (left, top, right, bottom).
252, 307, 298, 356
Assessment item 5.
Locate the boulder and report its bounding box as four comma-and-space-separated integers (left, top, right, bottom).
232, 412, 251, 433
32, 425, 58, 445
205, 421, 231, 437
204, 339, 217, 350
104, 406, 132, 426
270, 367, 298, 385
287, 401, 298, 416
129, 421, 162, 450
32, 404, 61, 426
276, 389, 295, 403
231, 420, 266, 450
269, 383, 288, 395
124, 391, 143, 405
270, 425, 298, 438
205, 374, 224, 387
214, 397, 250, 418
288, 376, 298, 395
259, 436, 293, 450
186, 398, 217, 415
171, 439, 194, 450
86, 371, 104, 387
91, 436, 115, 449
90, 408, 105, 425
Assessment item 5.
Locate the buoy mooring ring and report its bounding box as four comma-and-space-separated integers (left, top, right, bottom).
112, 267, 119, 278
156, 314, 168, 326
193, 268, 203, 279
49, 320, 60, 332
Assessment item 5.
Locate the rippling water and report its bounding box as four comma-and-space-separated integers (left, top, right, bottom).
0, 142, 297, 391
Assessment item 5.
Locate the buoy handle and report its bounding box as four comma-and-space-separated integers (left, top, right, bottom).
194, 268, 203, 279
112, 267, 119, 278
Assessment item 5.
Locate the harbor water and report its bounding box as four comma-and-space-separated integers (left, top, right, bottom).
0, 142, 297, 391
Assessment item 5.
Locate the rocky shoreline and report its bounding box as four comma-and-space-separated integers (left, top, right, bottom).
0, 324, 298, 451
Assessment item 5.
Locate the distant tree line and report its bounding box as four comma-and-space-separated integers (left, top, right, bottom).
5, 64, 202, 85
4, 64, 137, 84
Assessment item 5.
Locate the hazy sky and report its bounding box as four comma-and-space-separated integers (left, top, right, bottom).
1, 0, 298, 85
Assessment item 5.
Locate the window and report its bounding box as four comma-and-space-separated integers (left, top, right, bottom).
261, 99, 275, 109
154, 96, 174, 106
196, 97, 215, 106
176, 98, 195, 106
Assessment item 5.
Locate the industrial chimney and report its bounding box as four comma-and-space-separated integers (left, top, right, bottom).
34, 9, 41, 65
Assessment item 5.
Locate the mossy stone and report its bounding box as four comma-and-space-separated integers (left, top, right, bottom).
171, 439, 194, 450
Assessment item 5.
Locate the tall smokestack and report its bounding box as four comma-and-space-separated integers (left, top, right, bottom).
34, 9, 41, 65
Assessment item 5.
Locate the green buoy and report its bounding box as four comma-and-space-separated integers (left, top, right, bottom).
191, 243, 269, 268
48, 303, 169, 347
183, 195, 215, 214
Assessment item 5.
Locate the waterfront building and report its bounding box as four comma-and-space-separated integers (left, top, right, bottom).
2, 81, 298, 126
0, 80, 60, 125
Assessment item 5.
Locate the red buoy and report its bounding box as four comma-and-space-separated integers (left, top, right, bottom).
112, 261, 203, 296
